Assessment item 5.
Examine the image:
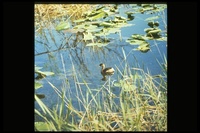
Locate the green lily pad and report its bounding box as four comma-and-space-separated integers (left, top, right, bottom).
35, 122, 50, 131
73, 23, 86, 29
116, 23, 133, 28
35, 82, 43, 90
115, 15, 127, 21
64, 28, 85, 33
86, 28, 103, 33
156, 37, 167, 41
56, 21, 71, 31
141, 4, 152, 8
144, 28, 155, 33
136, 44, 150, 53
126, 39, 146, 45
86, 42, 109, 47
83, 32, 95, 41
145, 16, 160, 21
94, 31, 110, 36
147, 21, 159, 28
88, 11, 107, 21
100, 22, 116, 27
127, 14, 135, 21
148, 29, 161, 34
125, 11, 135, 15
131, 34, 146, 41
84, 24, 98, 30
106, 28, 120, 34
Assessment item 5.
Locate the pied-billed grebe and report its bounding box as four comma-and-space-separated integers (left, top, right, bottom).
99, 63, 115, 81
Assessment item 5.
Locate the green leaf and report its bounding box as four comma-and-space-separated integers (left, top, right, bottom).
115, 15, 127, 21
148, 29, 161, 34
156, 37, 167, 41
86, 42, 109, 47
126, 39, 145, 45
84, 24, 98, 30
35, 82, 43, 90
64, 28, 85, 33
135, 43, 150, 53
139, 42, 150, 48
145, 16, 159, 21
86, 28, 103, 33
88, 11, 107, 21
115, 23, 133, 28
131, 34, 146, 41
127, 14, 135, 21
56, 21, 71, 31
35, 122, 50, 131
94, 32, 109, 36
144, 28, 155, 33
83, 32, 95, 41
106, 28, 120, 34
125, 11, 135, 15
100, 22, 116, 27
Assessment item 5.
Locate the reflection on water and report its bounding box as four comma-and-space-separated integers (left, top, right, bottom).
35, 5, 167, 117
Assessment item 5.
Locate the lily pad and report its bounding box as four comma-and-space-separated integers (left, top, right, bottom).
88, 11, 107, 21
148, 29, 161, 34
127, 14, 135, 21
100, 22, 116, 27
115, 15, 127, 21
35, 122, 50, 131
86, 28, 103, 33
141, 4, 152, 8
116, 23, 133, 28
156, 37, 167, 41
145, 16, 160, 21
94, 31, 110, 36
83, 32, 95, 41
126, 39, 146, 45
56, 21, 71, 31
131, 34, 146, 41
148, 21, 159, 28
136, 44, 150, 53
86, 42, 109, 47
125, 11, 135, 15
35, 82, 43, 90
64, 28, 84, 33
144, 28, 155, 33
106, 28, 120, 34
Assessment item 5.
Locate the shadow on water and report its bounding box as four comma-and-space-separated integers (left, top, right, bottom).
35, 4, 167, 120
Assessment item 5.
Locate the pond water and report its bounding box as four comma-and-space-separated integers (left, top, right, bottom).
35, 4, 167, 119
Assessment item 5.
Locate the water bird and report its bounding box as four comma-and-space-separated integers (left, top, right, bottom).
99, 63, 115, 81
